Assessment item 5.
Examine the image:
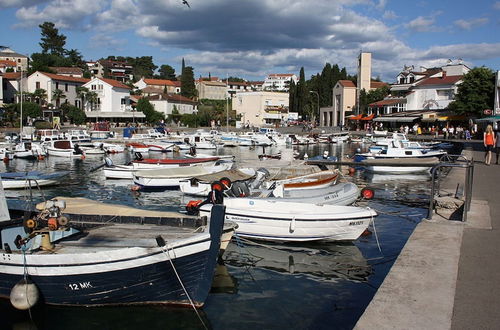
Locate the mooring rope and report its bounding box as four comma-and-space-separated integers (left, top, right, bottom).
21, 246, 34, 321
160, 245, 208, 330
368, 207, 382, 253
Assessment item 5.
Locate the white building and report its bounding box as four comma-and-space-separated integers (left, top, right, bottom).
82, 77, 143, 121
232, 91, 289, 127
0, 47, 29, 72
149, 94, 198, 117
495, 71, 500, 115
263, 74, 297, 92
134, 78, 178, 94
26, 71, 90, 108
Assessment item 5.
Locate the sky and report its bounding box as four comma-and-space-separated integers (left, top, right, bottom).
0, 0, 499, 82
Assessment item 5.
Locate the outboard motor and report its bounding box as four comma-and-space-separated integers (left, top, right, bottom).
249, 167, 270, 189
74, 143, 83, 155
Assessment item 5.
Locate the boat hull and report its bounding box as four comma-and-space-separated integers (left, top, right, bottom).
0, 205, 227, 307
200, 199, 375, 242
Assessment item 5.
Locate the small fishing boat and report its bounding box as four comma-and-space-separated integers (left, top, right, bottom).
65, 129, 92, 142
265, 182, 360, 205
0, 194, 230, 309
361, 157, 440, 174
43, 140, 85, 158
13, 141, 46, 160
355, 141, 446, 161
93, 142, 125, 153
1, 171, 70, 189
265, 169, 339, 191
199, 198, 376, 242
133, 163, 233, 190
179, 168, 257, 196
103, 156, 228, 180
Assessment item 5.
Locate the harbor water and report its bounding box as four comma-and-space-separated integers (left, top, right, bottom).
0, 141, 453, 330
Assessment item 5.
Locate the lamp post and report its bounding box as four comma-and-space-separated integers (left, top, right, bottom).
309, 90, 319, 125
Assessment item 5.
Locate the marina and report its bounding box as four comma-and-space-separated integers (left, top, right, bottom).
0, 133, 462, 329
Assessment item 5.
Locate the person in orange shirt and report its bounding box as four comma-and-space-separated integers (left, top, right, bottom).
483, 124, 496, 165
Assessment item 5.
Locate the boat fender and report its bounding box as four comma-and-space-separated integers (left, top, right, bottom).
186, 200, 202, 215
3, 156, 9, 163
289, 216, 296, 233
348, 167, 356, 175
10, 278, 39, 310
23, 218, 38, 233
361, 187, 375, 200
220, 177, 232, 190
37, 155, 44, 160
105, 157, 114, 167
131, 185, 141, 191
47, 217, 58, 231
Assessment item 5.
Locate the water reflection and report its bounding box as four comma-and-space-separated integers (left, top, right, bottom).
224, 241, 372, 283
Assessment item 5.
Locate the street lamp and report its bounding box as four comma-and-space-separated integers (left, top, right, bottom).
309, 91, 319, 125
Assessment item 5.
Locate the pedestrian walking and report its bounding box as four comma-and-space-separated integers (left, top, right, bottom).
483, 124, 496, 165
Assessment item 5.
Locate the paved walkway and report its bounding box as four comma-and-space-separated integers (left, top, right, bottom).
355, 142, 500, 329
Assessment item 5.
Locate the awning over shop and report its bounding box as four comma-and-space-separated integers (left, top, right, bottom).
85, 111, 146, 118
373, 116, 419, 122
360, 114, 375, 121
476, 115, 500, 122
346, 114, 363, 120
437, 115, 467, 121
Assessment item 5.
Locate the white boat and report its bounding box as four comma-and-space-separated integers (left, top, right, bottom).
0, 170, 69, 189
199, 198, 376, 242
356, 141, 446, 160
265, 182, 360, 205
93, 142, 125, 153
65, 129, 91, 142
361, 157, 439, 174
35, 129, 63, 143
133, 163, 233, 190
13, 141, 46, 160
43, 140, 86, 158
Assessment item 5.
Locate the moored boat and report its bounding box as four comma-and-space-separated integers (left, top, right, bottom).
199, 198, 376, 242
1, 171, 70, 189
43, 140, 86, 158
0, 194, 231, 309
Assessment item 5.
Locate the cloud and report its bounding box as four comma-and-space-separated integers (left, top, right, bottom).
89, 34, 127, 51
454, 18, 488, 30
375, 0, 387, 10
13, 0, 105, 29
405, 12, 442, 32
382, 10, 397, 19
0, 0, 48, 8
494, 1, 500, 10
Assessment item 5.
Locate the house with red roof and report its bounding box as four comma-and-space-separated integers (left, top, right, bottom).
26, 71, 90, 108
82, 77, 143, 121
1, 71, 23, 104
134, 78, 180, 94
148, 93, 198, 117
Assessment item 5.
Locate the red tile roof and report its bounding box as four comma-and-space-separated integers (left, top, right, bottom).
39, 72, 90, 83
369, 98, 407, 106
172, 81, 182, 87
144, 78, 175, 86
228, 81, 248, 86
0, 60, 16, 67
49, 66, 83, 75
416, 75, 463, 86
338, 80, 356, 88
3, 72, 21, 79
370, 81, 388, 89
100, 78, 131, 89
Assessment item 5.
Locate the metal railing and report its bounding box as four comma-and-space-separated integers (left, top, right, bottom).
427, 155, 474, 222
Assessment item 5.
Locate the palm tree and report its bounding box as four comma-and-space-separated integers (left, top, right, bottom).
76, 86, 89, 110
32, 88, 47, 106
86, 91, 98, 111
52, 89, 66, 108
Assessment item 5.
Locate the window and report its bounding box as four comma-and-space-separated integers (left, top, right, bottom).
56, 82, 59, 90
409, 76, 415, 83
36, 82, 40, 89
65, 83, 68, 92
17, 59, 21, 63
121, 98, 126, 105
91, 85, 96, 90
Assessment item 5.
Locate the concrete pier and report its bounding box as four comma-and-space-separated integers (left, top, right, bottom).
354, 144, 500, 329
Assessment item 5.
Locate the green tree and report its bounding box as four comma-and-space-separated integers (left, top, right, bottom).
136, 98, 164, 124
447, 67, 495, 116
52, 89, 66, 108
227, 76, 245, 82
33, 88, 47, 106
39, 22, 67, 56
158, 64, 176, 80
4, 102, 42, 127
167, 106, 182, 124
131, 56, 157, 80
76, 87, 89, 110
296, 67, 309, 118
61, 104, 86, 125
180, 66, 196, 99
86, 91, 98, 110
180, 113, 199, 128
65, 48, 85, 68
